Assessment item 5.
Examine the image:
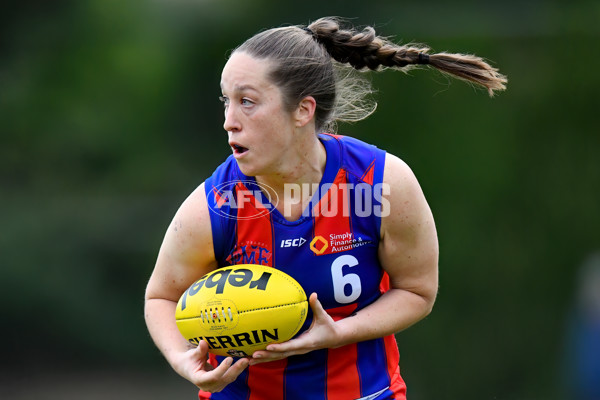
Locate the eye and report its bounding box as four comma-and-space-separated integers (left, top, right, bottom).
219, 96, 229, 108
241, 98, 254, 107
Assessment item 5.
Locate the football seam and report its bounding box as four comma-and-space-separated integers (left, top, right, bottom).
175, 300, 307, 321
237, 300, 306, 314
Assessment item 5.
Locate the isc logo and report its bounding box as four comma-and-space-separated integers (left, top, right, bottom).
280, 237, 307, 248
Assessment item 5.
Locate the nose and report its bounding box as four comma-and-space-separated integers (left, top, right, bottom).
223, 105, 241, 133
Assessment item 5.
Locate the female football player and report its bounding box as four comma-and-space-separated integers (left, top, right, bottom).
145, 16, 506, 399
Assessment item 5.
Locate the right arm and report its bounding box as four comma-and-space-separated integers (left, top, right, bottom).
144, 182, 249, 392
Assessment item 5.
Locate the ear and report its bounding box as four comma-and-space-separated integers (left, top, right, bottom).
294, 96, 317, 128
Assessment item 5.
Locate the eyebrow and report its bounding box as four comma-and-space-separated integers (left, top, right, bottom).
220, 84, 260, 94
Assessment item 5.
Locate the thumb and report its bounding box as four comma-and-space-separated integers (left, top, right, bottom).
307, 292, 328, 329
194, 340, 210, 360
309, 292, 325, 316
193, 340, 216, 372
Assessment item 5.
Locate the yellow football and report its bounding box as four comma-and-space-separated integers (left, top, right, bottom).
175, 264, 308, 357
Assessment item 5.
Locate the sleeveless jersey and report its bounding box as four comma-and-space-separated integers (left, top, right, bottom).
201, 133, 406, 400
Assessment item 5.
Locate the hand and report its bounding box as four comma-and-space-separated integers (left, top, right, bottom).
249, 293, 340, 365
176, 339, 249, 393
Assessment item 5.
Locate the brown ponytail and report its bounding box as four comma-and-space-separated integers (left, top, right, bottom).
307, 17, 507, 97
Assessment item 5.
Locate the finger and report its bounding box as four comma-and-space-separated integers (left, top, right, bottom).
248, 353, 286, 366
194, 357, 232, 389
192, 357, 231, 392
308, 292, 325, 315
222, 357, 250, 380
211, 356, 234, 375
195, 340, 209, 358
191, 340, 213, 370
261, 293, 322, 354
199, 357, 249, 392
251, 348, 284, 358
303, 292, 326, 332
263, 340, 306, 354
213, 356, 250, 378
262, 331, 314, 353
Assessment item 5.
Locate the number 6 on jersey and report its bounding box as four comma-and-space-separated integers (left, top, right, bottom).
331, 255, 362, 304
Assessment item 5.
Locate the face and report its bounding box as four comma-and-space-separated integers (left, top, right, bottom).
220, 52, 297, 177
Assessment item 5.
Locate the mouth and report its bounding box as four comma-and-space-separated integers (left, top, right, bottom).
230, 142, 249, 157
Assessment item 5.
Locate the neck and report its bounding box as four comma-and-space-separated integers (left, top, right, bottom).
255, 133, 326, 191
255, 132, 327, 221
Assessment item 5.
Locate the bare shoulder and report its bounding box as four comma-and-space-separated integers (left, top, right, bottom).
145, 182, 218, 302
382, 153, 421, 194
381, 153, 434, 237
379, 153, 439, 298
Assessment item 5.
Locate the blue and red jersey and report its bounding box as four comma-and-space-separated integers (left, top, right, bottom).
201, 133, 406, 400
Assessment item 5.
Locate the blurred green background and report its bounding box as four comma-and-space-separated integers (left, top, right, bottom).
2, 0, 599, 399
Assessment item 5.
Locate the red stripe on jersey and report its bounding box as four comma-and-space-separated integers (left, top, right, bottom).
324, 133, 344, 140
235, 181, 272, 220
384, 335, 406, 399
327, 344, 360, 400
326, 303, 358, 322
378, 274, 406, 398
212, 186, 227, 208
312, 169, 351, 256
379, 271, 391, 293
247, 359, 288, 400
234, 182, 273, 266
361, 159, 375, 185
325, 304, 360, 400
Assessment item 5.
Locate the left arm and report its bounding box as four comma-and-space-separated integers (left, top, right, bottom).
251, 153, 439, 362
351, 153, 439, 338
